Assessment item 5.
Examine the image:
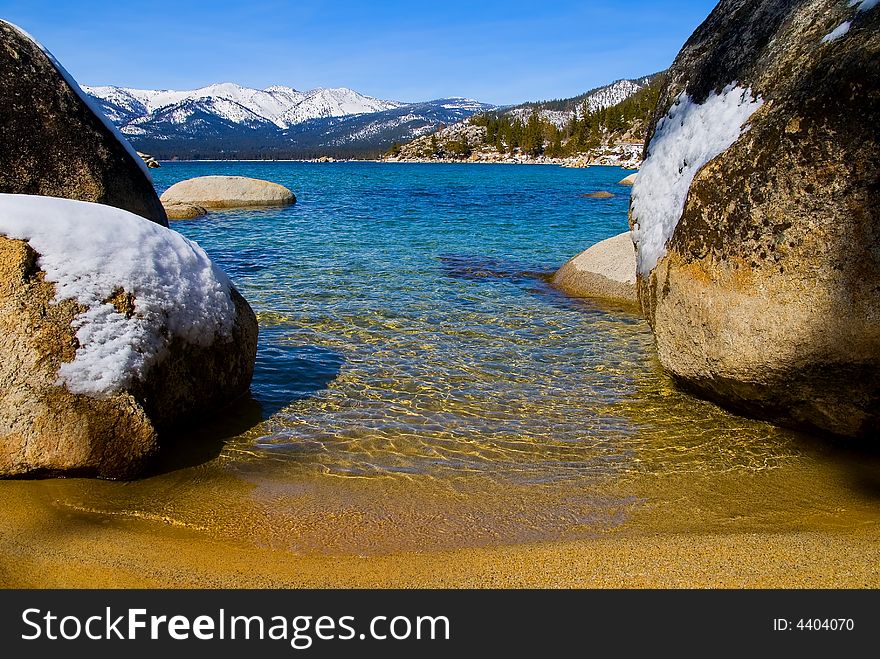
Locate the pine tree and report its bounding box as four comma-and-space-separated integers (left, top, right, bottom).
546, 125, 563, 158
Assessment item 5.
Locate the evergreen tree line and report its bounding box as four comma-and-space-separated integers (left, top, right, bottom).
468, 74, 664, 157
517, 72, 660, 113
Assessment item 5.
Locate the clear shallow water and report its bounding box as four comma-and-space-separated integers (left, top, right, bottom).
153, 162, 796, 483
4, 162, 878, 559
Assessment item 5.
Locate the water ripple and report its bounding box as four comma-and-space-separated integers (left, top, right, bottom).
154, 162, 804, 488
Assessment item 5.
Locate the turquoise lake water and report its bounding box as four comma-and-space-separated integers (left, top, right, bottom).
79, 159, 870, 552
150, 162, 804, 482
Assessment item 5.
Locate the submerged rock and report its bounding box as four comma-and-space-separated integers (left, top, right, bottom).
629, 0, 879, 438
0, 21, 168, 226
0, 195, 257, 478
163, 202, 208, 220
553, 232, 637, 305
582, 191, 615, 199
160, 176, 296, 209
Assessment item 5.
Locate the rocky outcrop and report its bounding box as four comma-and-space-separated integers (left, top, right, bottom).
137, 152, 160, 169
163, 203, 208, 220
582, 191, 615, 199
618, 173, 638, 185
0, 195, 257, 478
0, 21, 168, 226
630, 0, 879, 438
553, 232, 637, 305
386, 113, 647, 168
160, 176, 296, 209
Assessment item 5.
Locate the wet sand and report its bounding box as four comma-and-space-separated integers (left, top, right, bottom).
2, 510, 877, 588
1, 439, 878, 588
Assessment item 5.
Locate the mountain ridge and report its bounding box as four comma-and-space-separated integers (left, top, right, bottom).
83, 82, 406, 130
84, 76, 654, 159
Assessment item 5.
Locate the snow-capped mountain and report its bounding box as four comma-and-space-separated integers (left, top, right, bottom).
84, 82, 493, 158
504, 107, 572, 129
291, 98, 497, 148
82, 76, 655, 159
84, 82, 404, 132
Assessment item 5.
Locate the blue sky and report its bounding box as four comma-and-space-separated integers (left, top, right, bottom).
1, 0, 718, 104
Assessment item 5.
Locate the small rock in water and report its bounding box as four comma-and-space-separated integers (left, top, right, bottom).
163, 202, 208, 220
553, 232, 637, 304
161, 176, 296, 209
582, 191, 615, 199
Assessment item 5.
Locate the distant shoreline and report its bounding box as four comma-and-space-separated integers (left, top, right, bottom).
156, 159, 637, 168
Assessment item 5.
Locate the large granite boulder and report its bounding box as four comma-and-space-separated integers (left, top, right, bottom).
553, 232, 638, 305
0, 21, 168, 226
629, 0, 879, 438
161, 176, 296, 209
0, 195, 257, 478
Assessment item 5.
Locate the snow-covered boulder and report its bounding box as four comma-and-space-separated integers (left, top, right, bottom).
629, 0, 879, 438
0, 21, 168, 226
618, 173, 638, 186
552, 232, 637, 305
0, 195, 257, 478
160, 176, 296, 209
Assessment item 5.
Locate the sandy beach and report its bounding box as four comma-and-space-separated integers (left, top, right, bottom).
3, 513, 877, 589
2, 437, 877, 589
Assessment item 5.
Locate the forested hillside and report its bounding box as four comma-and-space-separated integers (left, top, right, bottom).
388, 73, 665, 164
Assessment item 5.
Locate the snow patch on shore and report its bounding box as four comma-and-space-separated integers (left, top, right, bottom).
631, 83, 763, 275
